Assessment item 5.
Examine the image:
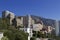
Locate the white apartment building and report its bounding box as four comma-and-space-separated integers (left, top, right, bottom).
15, 17, 23, 27
55, 20, 59, 36
2, 10, 15, 25
33, 23, 43, 31
2, 10, 10, 18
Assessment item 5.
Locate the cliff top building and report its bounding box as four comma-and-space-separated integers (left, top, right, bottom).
2, 10, 15, 18
2, 10, 15, 25
2, 10, 60, 36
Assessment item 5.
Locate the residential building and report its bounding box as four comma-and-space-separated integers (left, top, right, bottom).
2, 10, 15, 25
33, 23, 43, 31
2, 10, 10, 18
55, 20, 59, 36
2, 10, 60, 36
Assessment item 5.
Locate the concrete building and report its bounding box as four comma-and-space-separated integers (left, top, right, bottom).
2, 10, 10, 18
15, 16, 23, 27
2, 10, 15, 25
33, 23, 43, 31
47, 26, 53, 33
9, 13, 15, 25
55, 20, 59, 36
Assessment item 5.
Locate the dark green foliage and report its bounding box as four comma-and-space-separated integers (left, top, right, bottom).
33, 31, 36, 37
55, 36, 60, 40
33, 31, 47, 38
3, 30, 15, 40
0, 18, 28, 40
37, 31, 42, 38
3, 29, 28, 40
0, 18, 10, 30
1, 36, 9, 40
30, 37, 36, 40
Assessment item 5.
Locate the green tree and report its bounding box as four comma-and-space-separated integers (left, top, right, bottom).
0, 18, 28, 40
0, 18, 10, 30
30, 37, 36, 40
3, 29, 28, 40
1, 36, 9, 40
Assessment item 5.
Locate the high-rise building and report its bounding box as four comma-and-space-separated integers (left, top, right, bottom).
2, 10, 15, 25
55, 20, 59, 36
15, 16, 24, 27
2, 10, 10, 18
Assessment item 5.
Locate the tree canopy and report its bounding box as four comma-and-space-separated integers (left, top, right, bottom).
0, 18, 28, 40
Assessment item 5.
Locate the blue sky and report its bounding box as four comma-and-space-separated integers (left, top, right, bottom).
0, 0, 60, 20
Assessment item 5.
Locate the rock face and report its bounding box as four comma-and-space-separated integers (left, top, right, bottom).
31, 15, 56, 27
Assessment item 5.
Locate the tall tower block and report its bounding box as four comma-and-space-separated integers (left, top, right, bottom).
2, 10, 15, 25
55, 20, 59, 36
2, 10, 10, 18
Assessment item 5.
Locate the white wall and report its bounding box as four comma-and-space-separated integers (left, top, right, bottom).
55, 20, 59, 36
33, 23, 43, 31
0, 33, 3, 40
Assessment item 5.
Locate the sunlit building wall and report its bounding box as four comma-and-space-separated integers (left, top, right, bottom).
55, 20, 59, 36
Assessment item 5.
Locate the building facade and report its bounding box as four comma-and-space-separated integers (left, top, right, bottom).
2, 10, 15, 25
2, 10, 60, 36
